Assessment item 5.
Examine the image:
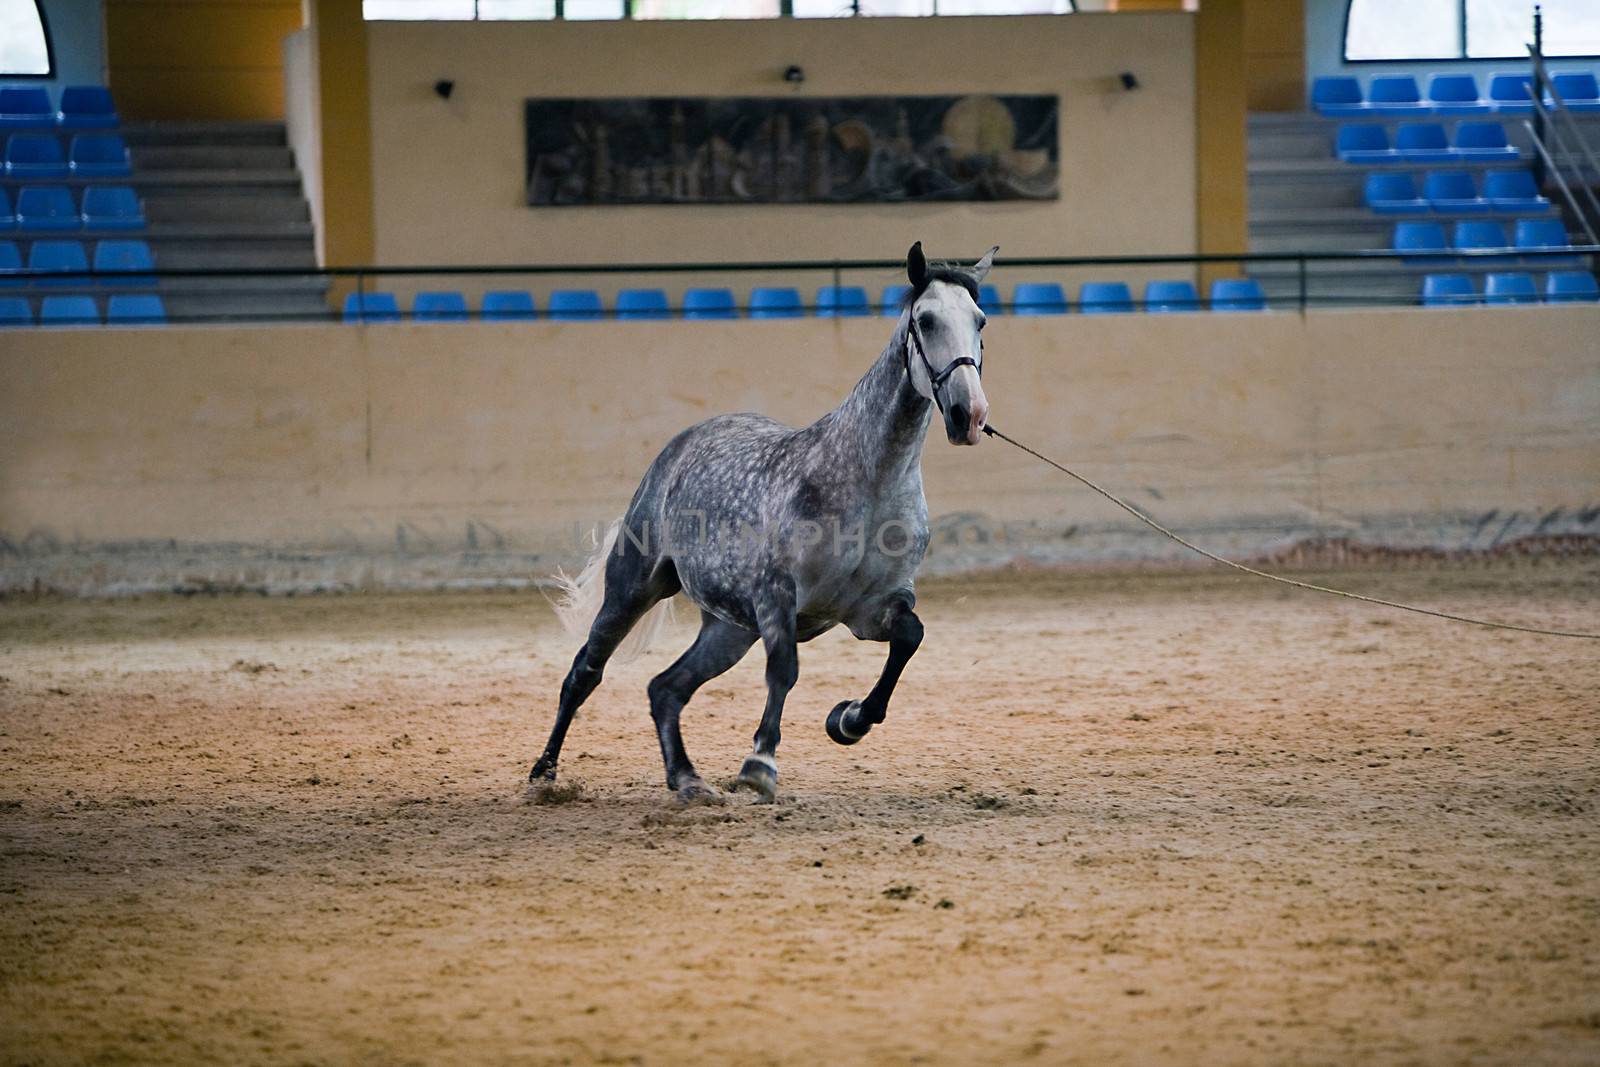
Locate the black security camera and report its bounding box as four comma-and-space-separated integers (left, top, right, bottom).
783, 65, 805, 84
1119, 71, 1140, 91
434, 79, 455, 100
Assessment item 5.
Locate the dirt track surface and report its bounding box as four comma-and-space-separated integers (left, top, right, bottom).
2, 564, 1598, 1066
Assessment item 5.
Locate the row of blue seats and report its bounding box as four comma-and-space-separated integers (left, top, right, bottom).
1365, 170, 1548, 214
0, 185, 144, 230
343, 279, 1274, 322
0, 294, 165, 326
1422, 271, 1599, 305
0, 239, 156, 283
1336, 122, 1518, 163
1393, 219, 1578, 261
1313, 72, 1600, 116
3, 134, 131, 178
0, 86, 119, 129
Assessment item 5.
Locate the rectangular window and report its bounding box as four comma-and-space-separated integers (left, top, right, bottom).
0, 0, 51, 74
1468, 0, 1600, 58
1344, 0, 1460, 61
634, 0, 781, 18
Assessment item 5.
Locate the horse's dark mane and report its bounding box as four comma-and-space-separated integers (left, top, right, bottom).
901, 264, 979, 309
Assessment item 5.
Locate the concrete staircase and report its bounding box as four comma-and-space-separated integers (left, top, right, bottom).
1246, 111, 1598, 307
123, 121, 329, 323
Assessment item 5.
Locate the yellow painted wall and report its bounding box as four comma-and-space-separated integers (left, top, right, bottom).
362, 14, 1197, 269
1194, 0, 1246, 274
1244, 0, 1305, 112
3, 307, 1596, 592
106, 0, 304, 121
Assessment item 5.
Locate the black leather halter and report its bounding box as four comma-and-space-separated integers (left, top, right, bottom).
904, 307, 982, 415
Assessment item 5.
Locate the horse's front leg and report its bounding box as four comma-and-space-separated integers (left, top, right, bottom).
733, 577, 798, 802
828, 593, 923, 746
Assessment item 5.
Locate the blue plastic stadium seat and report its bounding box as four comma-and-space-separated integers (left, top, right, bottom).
878, 284, 911, 316
1364, 172, 1428, 214
749, 286, 803, 319
0, 187, 13, 228
1480, 170, 1549, 211
1143, 279, 1200, 312
614, 288, 670, 320
1209, 278, 1267, 311
40, 295, 99, 325
56, 86, 119, 128
1393, 221, 1450, 263
1453, 220, 1513, 261
413, 290, 469, 321
977, 284, 1004, 315
1427, 74, 1490, 115
1483, 272, 1539, 305
1487, 73, 1535, 113
0, 87, 54, 129
342, 292, 400, 323
1549, 72, 1600, 112
546, 289, 603, 321
80, 185, 145, 230
1421, 273, 1478, 306
1311, 76, 1367, 116
816, 285, 870, 318
1335, 124, 1395, 163
1394, 123, 1453, 163
682, 287, 737, 320
1544, 271, 1600, 303
27, 239, 89, 285
1367, 75, 1427, 115
16, 185, 80, 231
1423, 171, 1489, 214
106, 293, 167, 324
0, 295, 31, 325
0, 240, 21, 287
1078, 281, 1133, 314
1011, 282, 1067, 315
480, 290, 535, 320
69, 134, 132, 177
5, 133, 68, 178
1452, 122, 1518, 161
93, 239, 155, 285
1514, 218, 1578, 264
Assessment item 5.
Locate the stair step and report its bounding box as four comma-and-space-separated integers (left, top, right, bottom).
120, 121, 288, 148
133, 146, 297, 171
144, 195, 309, 224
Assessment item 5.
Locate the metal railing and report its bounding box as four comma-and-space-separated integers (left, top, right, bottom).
2, 246, 1597, 325
1526, 44, 1600, 246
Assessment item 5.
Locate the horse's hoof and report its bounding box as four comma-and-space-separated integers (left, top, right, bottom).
733, 754, 778, 803
528, 755, 557, 782
675, 777, 725, 806
826, 700, 869, 746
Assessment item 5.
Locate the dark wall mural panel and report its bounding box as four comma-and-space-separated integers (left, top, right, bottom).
524, 94, 1059, 206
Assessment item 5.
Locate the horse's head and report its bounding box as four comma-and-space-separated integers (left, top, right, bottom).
903, 241, 997, 446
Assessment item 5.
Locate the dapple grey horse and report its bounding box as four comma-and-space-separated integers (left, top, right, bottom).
530, 242, 996, 802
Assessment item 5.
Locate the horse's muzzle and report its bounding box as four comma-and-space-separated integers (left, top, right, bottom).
942, 369, 989, 446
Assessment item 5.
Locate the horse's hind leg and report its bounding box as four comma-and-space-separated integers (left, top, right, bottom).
733, 575, 798, 802
827, 593, 923, 746
529, 553, 677, 784
648, 612, 757, 802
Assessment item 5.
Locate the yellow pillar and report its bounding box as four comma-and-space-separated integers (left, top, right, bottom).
1244, 0, 1306, 112
307, 0, 374, 270
1195, 0, 1248, 287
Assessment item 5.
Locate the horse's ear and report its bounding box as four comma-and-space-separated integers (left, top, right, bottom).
971, 245, 999, 283
906, 241, 927, 288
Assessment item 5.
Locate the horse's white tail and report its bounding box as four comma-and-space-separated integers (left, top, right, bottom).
549, 519, 674, 664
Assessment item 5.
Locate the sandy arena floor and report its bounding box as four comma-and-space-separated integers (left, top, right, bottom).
1, 564, 1598, 1066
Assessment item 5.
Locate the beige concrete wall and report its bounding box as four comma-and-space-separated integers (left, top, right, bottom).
2, 307, 1597, 592
363, 13, 1197, 277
